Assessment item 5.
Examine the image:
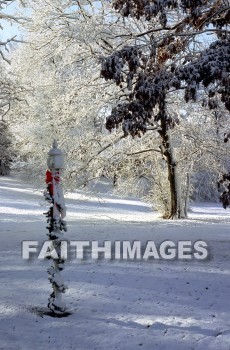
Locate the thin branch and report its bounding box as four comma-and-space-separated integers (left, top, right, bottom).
0, 103, 10, 121
0, 49, 10, 63
197, 5, 230, 30
127, 148, 161, 156
0, 12, 27, 23
71, 134, 125, 177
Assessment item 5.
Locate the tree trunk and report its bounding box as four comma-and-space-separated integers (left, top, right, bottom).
0, 160, 10, 176
159, 121, 184, 219
182, 162, 193, 218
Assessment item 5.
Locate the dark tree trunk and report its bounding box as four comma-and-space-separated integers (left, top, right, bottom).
158, 118, 184, 219
0, 160, 10, 176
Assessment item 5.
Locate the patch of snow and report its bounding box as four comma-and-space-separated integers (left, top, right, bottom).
0, 176, 230, 350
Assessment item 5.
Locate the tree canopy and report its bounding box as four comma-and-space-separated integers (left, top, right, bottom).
101, 0, 230, 137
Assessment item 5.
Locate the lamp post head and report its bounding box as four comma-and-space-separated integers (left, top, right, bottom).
47, 140, 64, 171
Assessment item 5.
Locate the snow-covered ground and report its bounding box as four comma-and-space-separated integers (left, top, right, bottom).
0, 176, 230, 350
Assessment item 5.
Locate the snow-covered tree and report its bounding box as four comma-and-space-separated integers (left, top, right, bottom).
0, 1, 28, 175
100, 0, 230, 218
8, 0, 230, 220
7, 3, 140, 186
0, 62, 20, 175
105, 96, 230, 217
9, 0, 123, 186
0, 0, 26, 62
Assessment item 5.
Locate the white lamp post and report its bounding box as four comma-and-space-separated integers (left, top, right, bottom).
47, 139, 64, 172
45, 140, 68, 316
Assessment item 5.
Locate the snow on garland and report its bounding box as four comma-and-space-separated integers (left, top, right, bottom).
44, 141, 68, 316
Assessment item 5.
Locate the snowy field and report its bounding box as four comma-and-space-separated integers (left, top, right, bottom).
0, 176, 230, 350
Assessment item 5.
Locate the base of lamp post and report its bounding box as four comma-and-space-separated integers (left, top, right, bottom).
46, 310, 72, 318
28, 306, 72, 318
